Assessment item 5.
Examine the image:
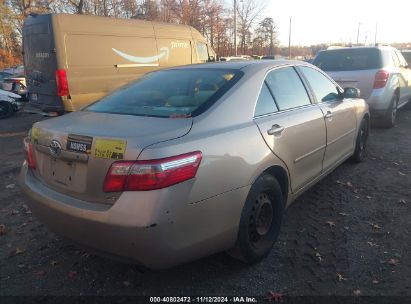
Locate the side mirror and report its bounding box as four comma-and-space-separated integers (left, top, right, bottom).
344, 87, 360, 99
208, 55, 216, 62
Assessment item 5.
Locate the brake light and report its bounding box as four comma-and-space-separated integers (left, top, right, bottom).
373, 70, 390, 89
23, 137, 36, 170
103, 151, 202, 192
55, 69, 69, 96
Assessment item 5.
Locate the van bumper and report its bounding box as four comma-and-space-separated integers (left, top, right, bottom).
18, 163, 246, 269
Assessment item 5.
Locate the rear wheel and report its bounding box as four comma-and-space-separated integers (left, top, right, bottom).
0, 101, 13, 119
381, 94, 398, 128
229, 173, 284, 263
351, 118, 369, 163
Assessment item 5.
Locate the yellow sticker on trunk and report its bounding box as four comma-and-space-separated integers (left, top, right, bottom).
94, 139, 127, 160
31, 127, 40, 143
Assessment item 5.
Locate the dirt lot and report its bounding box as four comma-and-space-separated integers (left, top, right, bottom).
0, 110, 410, 299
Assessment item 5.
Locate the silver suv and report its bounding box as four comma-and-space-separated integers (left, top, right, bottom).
313, 46, 411, 127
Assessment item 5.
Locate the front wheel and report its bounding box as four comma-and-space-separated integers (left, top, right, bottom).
229, 173, 284, 263
351, 118, 369, 163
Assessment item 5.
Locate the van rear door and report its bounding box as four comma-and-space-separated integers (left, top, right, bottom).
23, 14, 63, 113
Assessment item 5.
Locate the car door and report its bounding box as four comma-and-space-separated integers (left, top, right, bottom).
394, 51, 411, 106
298, 66, 357, 172
253, 66, 326, 192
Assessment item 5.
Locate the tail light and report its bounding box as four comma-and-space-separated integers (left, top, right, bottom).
103, 151, 202, 192
373, 70, 390, 89
23, 137, 36, 170
55, 69, 69, 96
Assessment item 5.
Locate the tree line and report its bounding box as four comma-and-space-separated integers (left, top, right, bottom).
0, 0, 283, 68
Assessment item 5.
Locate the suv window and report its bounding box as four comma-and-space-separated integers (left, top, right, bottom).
254, 82, 278, 116
87, 69, 242, 117
264, 66, 311, 111
401, 51, 411, 65
313, 48, 382, 71
196, 42, 209, 63
396, 51, 408, 67
299, 66, 340, 102
391, 51, 401, 67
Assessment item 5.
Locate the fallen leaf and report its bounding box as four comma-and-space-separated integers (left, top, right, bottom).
399, 199, 407, 205
264, 291, 284, 302
346, 181, 353, 187
5, 184, 15, 189
336, 180, 344, 185
13, 247, 25, 256
367, 241, 378, 247
336, 272, 347, 282
11, 209, 20, 215
366, 195, 372, 200
398, 172, 406, 176
372, 278, 379, 284
353, 289, 361, 296
68, 271, 77, 280
0, 224, 6, 236
339, 212, 350, 216
33, 269, 46, 276
369, 223, 382, 230
315, 252, 323, 262
387, 259, 400, 266
122, 281, 131, 287
325, 221, 336, 227
393, 162, 399, 166
50, 260, 58, 266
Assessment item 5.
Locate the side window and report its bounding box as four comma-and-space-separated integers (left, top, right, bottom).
196, 42, 209, 63
254, 82, 278, 116
299, 66, 340, 102
265, 66, 311, 110
396, 51, 408, 67
391, 52, 401, 67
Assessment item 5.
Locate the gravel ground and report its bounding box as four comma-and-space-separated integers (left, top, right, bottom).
0, 109, 410, 299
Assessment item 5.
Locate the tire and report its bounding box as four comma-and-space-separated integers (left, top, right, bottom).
229, 173, 284, 264
0, 101, 13, 119
381, 94, 398, 128
351, 118, 369, 163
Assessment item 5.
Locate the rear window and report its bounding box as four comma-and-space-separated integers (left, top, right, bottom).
86, 69, 242, 117
313, 48, 383, 71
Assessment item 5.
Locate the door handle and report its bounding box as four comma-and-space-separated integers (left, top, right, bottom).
324, 111, 333, 119
267, 124, 285, 135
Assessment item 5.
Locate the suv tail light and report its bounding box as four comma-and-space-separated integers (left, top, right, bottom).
55, 69, 69, 96
373, 70, 390, 89
103, 151, 202, 192
23, 137, 36, 170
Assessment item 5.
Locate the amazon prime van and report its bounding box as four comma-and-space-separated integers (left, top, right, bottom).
23, 13, 216, 113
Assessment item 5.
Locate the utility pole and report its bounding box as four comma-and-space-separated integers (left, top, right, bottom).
288, 17, 292, 59
356, 22, 362, 45
234, 0, 237, 56
374, 23, 378, 45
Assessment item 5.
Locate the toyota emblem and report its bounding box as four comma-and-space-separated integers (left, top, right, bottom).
49, 140, 62, 157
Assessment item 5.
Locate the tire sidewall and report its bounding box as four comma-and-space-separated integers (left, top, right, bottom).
237, 173, 284, 263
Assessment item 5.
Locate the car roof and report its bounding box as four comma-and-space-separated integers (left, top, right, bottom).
168, 60, 306, 72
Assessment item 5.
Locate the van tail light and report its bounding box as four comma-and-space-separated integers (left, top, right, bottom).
55, 69, 69, 96
23, 137, 36, 170
103, 151, 202, 192
373, 70, 390, 89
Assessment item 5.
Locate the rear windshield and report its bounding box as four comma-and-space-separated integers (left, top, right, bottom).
86, 69, 242, 117
313, 48, 383, 71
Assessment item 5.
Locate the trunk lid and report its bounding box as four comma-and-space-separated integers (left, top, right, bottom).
23, 14, 63, 111
31, 111, 192, 204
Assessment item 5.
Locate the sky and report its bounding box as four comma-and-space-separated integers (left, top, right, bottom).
262, 0, 411, 46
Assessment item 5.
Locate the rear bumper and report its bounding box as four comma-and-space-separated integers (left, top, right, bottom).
18, 163, 248, 269
365, 88, 392, 117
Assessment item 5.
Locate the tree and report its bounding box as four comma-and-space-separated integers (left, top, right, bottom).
236, 0, 264, 54
257, 17, 278, 55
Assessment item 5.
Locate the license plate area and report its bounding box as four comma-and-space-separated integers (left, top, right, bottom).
44, 157, 87, 193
